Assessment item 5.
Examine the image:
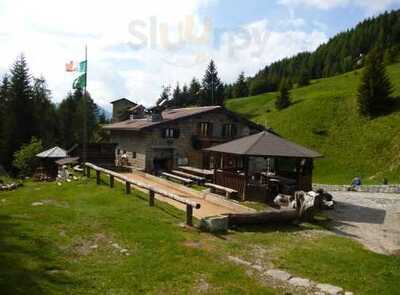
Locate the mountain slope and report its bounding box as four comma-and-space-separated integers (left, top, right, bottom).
226, 62, 400, 184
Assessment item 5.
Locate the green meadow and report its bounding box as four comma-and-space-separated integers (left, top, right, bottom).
0, 177, 398, 294
226, 62, 400, 184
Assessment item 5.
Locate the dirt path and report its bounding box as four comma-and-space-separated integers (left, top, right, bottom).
121, 171, 254, 219
327, 192, 400, 255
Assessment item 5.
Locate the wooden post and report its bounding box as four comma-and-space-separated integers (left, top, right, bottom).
149, 190, 155, 207
242, 156, 248, 201
186, 204, 193, 226
96, 170, 100, 185
110, 175, 114, 188
125, 181, 131, 194
86, 166, 91, 177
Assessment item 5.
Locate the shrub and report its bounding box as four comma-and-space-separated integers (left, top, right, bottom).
13, 137, 43, 177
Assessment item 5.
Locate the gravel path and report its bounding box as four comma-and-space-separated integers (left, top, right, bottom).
327, 192, 400, 255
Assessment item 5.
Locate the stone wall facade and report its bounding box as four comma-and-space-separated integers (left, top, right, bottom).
313, 184, 400, 194
109, 109, 261, 172
112, 99, 136, 122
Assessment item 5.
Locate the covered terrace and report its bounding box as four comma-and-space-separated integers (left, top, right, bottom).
204, 131, 322, 201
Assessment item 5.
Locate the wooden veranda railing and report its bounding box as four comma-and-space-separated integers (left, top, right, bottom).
214, 170, 247, 197
85, 163, 201, 226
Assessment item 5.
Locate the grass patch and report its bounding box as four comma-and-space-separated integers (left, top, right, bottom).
0, 178, 273, 294
226, 63, 400, 184
0, 179, 399, 294
224, 223, 400, 295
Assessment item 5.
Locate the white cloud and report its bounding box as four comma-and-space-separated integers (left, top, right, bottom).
279, 0, 347, 10
0, 0, 213, 108
0, 0, 328, 110
278, 0, 399, 13
213, 21, 327, 83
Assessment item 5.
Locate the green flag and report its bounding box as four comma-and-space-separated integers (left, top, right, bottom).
73, 73, 86, 90
79, 61, 87, 73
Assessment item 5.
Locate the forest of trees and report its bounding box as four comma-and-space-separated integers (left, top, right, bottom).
2, 10, 400, 174
237, 9, 400, 99
160, 60, 225, 108
0, 55, 107, 174
162, 10, 400, 106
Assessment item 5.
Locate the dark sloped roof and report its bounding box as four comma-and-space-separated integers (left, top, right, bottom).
36, 146, 68, 158
103, 106, 223, 131
104, 106, 266, 132
205, 131, 322, 158
110, 98, 136, 104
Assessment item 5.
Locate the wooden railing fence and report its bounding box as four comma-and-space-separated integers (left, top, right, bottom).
85, 163, 201, 226
214, 170, 247, 196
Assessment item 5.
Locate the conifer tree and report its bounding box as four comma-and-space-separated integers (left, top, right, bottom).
275, 80, 291, 110
32, 77, 58, 146
298, 68, 311, 87
0, 75, 10, 164
3, 54, 35, 170
181, 84, 189, 106
57, 89, 99, 149
201, 60, 225, 106
233, 72, 249, 98
188, 78, 201, 105
172, 83, 182, 107
357, 48, 394, 117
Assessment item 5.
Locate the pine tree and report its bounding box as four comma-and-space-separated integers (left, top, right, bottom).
181, 84, 189, 107
188, 78, 201, 105
32, 77, 58, 146
224, 84, 234, 99
249, 77, 274, 95
233, 72, 249, 98
57, 89, 99, 148
75, 89, 99, 145
3, 54, 35, 170
275, 80, 291, 110
172, 83, 182, 107
357, 48, 394, 117
297, 67, 311, 87
0, 75, 10, 164
57, 92, 76, 148
201, 60, 225, 106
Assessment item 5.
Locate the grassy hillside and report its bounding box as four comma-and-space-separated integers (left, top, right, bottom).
226, 62, 400, 184
1, 178, 399, 294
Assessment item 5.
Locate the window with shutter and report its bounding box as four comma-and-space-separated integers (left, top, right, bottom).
199, 122, 212, 137
163, 128, 179, 138
222, 124, 237, 137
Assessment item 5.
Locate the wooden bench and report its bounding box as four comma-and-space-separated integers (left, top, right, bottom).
205, 183, 238, 199
178, 166, 214, 179
171, 170, 206, 184
162, 172, 194, 186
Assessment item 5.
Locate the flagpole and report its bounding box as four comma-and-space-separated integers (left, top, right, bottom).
83, 45, 88, 172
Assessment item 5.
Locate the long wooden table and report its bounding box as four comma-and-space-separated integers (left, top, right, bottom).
178, 166, 214, 178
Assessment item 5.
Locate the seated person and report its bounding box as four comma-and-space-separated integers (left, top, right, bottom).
351, 176, 362, 190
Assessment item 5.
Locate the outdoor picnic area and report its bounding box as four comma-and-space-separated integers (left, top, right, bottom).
0, 174, 399, 294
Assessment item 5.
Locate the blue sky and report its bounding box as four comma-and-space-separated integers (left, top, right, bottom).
0, 0, 399, 110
